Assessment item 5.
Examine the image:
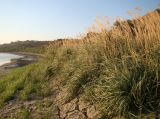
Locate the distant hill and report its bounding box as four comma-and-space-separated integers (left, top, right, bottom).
0, 40, 49, 54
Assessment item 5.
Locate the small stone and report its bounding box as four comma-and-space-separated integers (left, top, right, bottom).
55, 90, 68, 105
60, 98, 78, 118
66, 110, 86, 119
78, 99, 90, 112
87, 105, 100, 119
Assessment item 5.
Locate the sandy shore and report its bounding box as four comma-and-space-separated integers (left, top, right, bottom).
0, 52, 40, 74
10, 52, 44, 58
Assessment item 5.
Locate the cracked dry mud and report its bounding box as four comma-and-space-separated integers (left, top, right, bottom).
0, 97, 100, 119
0, 80, 101, 119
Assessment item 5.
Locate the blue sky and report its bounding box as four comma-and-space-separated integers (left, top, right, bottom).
0, 0, 159, 43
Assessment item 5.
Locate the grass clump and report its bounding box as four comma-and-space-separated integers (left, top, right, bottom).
0, 63, 52, 107
13, 108, 30, 119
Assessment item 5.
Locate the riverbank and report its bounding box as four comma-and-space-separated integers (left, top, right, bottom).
10, 52, 44, 58
0, 52, 40, 74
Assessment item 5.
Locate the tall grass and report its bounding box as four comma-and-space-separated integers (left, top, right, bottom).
45, 9, 160, 118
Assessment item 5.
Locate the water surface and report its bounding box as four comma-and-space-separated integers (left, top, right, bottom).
0, 53, 22, 66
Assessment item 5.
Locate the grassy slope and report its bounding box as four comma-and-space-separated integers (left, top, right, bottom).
0, 9, 159, 118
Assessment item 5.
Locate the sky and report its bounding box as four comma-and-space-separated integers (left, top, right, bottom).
0, 0, 159, 44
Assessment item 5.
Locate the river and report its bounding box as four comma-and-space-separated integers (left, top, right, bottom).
0, 53, 23, 66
